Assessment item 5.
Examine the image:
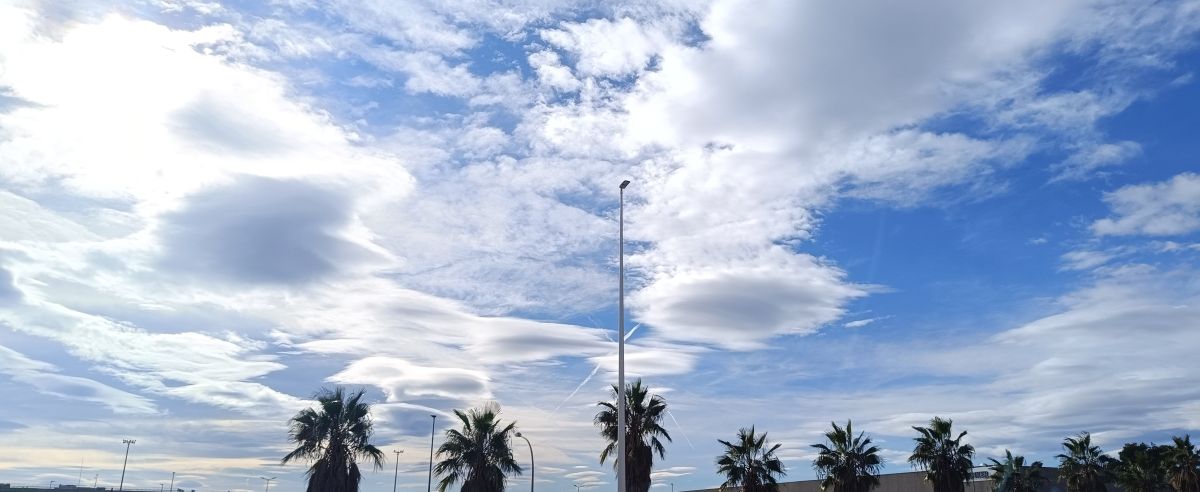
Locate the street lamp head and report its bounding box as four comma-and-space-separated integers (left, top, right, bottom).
123, 439, 136, 444
619, 180, 630, 189
515, 432, 522, 437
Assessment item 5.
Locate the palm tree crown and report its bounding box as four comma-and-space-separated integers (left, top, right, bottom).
435, 404, 523, 492
717, 426, 787, 492
1165, 435, 1200, 492
595, 379, 672, 492
1057, 433, 1115, 492
282, 387, 386, 492
987, 450, 1046, 492
812, 420, 883, 492
908, 417, 975, 492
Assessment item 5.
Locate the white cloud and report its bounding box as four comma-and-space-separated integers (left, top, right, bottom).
633, 248, 865, 350
542, 17, 672, 77
331, 357, 492, 401
1092, 173, 1200, 236
1053, 141, 1142, 181
528, 50, 581, 92
843, 317, 884, 329
0, 344, 157, 414
0, 10, 412, 207
1060, 250, 1116, 271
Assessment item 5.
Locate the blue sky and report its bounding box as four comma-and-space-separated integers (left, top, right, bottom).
1, 0, 1200, 491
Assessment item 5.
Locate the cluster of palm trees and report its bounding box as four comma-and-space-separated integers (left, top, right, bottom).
279, 386, 1200, 492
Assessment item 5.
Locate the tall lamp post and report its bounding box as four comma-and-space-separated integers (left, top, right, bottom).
169, 472, 175, 492
514, 432, 534, 492
118, 439, 135, 491
393, 449, 404, 492
427, 414, 438, 492
260, 476, 276, 492
617, 179, 630, 492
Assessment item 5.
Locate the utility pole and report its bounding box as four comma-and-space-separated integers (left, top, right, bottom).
617, 179, 630, 492
427, 414, 437, 492
118, 439, 135, 491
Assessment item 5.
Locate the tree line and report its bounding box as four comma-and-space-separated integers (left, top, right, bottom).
279, 384, 1200, 492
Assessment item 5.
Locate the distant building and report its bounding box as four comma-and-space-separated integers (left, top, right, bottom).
687, 467, 1069, 492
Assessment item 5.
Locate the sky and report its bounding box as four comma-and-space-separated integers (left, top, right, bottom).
1, 0, 1199, 491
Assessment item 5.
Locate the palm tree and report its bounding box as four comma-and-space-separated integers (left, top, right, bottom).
282, 387, 385, 492
908, 417, 975, 492
1057, 433, 1115, 492
1115, 443, 1169, 492
987, 450, 1046, 492
595, 379, 672, 492
434, 404, 523, 492
1165, 436, 1200, 492
812, 420, 883, 492
716, 426, 787, 492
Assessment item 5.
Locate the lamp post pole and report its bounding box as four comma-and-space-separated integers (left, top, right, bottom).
261, 476, 276, 492
617, 179, 630, 492
515, 432, 534, 492
118, 439, 135, 491
393, 449, 404, 492
169, 472, 175, 492
427, 414, 437, 492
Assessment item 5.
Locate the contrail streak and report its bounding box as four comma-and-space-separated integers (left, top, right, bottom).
666, 409, 694, 450
555, 363, 602, 412
555, 323, 642, 411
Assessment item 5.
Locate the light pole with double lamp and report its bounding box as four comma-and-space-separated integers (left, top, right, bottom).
118, 439, 135, 491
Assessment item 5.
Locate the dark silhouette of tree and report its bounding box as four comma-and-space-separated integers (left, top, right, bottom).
988, 450, 1046, 492
435, 403, 523, 492
283, 387, 385, 492
717, 426, 787, 492
908, 417, 975, 492
595, 379, 672, 492
1165, 436, 1200, 492
1115, 443, 1170, 492
812, 420, 883, 492
1058, 433, 1115, 492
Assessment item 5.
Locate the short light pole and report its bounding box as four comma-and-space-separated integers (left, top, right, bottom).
617, 178, 630, 492
49, 480, 55, 489
514, 432, 534, 492
118, 439, 135, 491
671, 483, 675, 492
261, 476, 276, 492
427, 414, 437, 492
393, 449, 404, 492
